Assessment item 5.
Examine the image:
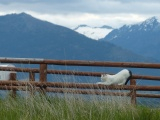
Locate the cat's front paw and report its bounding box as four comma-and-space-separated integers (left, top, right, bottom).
96, 82, 103, 84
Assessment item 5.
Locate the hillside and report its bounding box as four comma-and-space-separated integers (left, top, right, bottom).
0, 13, 156, 62
101, 16, 160, 60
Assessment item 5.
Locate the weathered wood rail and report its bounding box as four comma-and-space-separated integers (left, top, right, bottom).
0, 57, 160, 105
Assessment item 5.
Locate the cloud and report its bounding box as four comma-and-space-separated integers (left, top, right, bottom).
1, 0, 160, 14
28, 11, 147, 28
0, 0, 160, 28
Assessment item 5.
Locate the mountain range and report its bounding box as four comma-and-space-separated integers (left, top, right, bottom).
0, 13, 160, 86
73, 25, 113, 40
101, 16, 160, 61
0, 12, 153, 63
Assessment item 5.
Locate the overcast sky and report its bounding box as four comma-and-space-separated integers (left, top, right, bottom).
0, 0, 160, 28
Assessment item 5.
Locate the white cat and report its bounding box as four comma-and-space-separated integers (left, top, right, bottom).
97, 69, 132, 85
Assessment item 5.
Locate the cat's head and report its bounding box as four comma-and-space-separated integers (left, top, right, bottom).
101, 74, 108, 82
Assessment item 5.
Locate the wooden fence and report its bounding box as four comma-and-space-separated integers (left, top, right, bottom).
0, 57, 160, 105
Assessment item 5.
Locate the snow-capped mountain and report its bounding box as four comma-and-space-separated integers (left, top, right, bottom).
0, 12, 154, 63
101, 16, 160, 60
73, 24, 113, 40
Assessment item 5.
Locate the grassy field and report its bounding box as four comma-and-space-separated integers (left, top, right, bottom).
0, 93, 160, 120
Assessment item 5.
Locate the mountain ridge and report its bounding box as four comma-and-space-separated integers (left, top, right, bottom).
0, 13, 157, 63
101, 16, 160, 60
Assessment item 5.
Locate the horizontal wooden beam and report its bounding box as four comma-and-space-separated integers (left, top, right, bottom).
1, 67, 160, 80
44, 60, 160, 69
0, 57, 160, 68
1, 84, 160, 98
1, 81, 160, 91
136, 93, 160, 98
45, 88, 130, 96
0, 86, 130, 96
0, 67, 39, 73
0, 57, 44, 64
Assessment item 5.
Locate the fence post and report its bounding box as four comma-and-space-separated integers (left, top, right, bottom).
9, 73, 17, 98
29, 72, 35, 95
29, 72, 35, 81
39, 64, 47, 94
130, 79, 136, 105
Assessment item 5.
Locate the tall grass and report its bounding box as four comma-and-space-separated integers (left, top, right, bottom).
0, 93, 160, 120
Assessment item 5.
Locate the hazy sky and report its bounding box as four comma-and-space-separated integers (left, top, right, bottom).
0, 0, 160, 28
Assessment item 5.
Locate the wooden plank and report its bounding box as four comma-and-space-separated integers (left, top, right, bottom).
0, 85, 159, 99
130, 79, 136, 105
1, 67, 160, 81
40, 64, 47, 82
9, 73, 17, 98
0, 67, 39, 73
136, 93, 160, 98
1, 81, 160, 91
0, 86, 130, 96
43, 60, 160, 69
29, 72, 35, 95
39, 64, 47, 95
0, 57, 160, 68
45, 88, 130, 96
29, 72, 35, 81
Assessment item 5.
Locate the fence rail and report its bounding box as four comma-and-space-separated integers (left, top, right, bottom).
1, 57, 160, 68
1, 81, 160, 91
1, 67, 160, 80
0, 57, 160, 105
